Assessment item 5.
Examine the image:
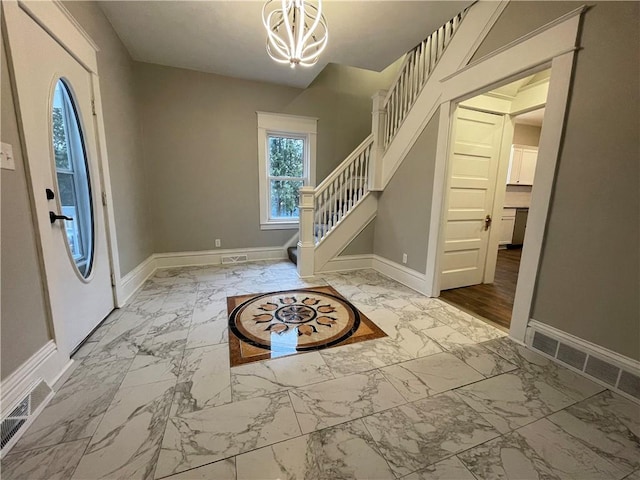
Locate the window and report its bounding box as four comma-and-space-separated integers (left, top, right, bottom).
51, 79, 94, 278
257, 112, 317, 230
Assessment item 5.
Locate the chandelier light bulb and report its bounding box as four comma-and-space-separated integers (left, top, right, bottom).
262, 0, 328, 68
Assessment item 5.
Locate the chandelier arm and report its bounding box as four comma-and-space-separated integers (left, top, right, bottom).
294, 1, 306, 60
299, 31, 328, 60
299, 1, 323, 47
266, 11, 293, 59
280, 0, 297, 61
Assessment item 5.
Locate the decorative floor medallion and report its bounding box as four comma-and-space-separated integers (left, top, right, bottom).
227, 286, 386, 366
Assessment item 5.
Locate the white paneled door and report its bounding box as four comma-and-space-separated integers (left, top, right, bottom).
4, 3, 114, 355
440, 107, 504, 290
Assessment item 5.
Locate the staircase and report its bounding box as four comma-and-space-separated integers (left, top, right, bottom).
294, 2, 503, 276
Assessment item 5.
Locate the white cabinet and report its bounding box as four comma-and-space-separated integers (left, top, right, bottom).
500, 208, 516, 246
507, 145, 538, 185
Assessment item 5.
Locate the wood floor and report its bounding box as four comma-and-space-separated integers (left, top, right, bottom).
440, 248, 522, 329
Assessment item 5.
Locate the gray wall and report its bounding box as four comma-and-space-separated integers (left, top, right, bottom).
135, 63, 302, 253
136, 61, 398, 254
63, 1, 153, 276
373, 111, 440, 273
479, 2, 640, 360
512, 124, 541, 147
1, 40, 52, 380
340, 221, 375, 256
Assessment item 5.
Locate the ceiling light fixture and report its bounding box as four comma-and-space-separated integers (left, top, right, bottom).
262, 0, 328, 69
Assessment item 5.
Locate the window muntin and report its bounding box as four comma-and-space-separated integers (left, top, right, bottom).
51, 79, 94, 278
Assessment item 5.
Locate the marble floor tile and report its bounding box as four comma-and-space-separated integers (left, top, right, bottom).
403, 456, 476, 480
546, 390, 640, 473
72, 379, 175, 480
84, 310, 153, 366
427, 300, 506, 342
231, 351, 334, 402
161, 458, 236, 479
420, 324, 477, 351
289, 369, 406, 434
458, 418, 630, 480
380, 352, 484, 402
481, 337, 604, 402
72, 340, 99, 360
141, 312, 192, 357
185, 318, 228, 349
362, 391, 500, 477
319, 337, 413, 377
172, 344, 231, 416
0, 438, 89, 480
13, 359, 131, 452
236, 419, 395, 480
455, 369, 590, 434
448, 343, 518, 378
121, 348, 183, 389
155, 391, 301, 478
369, 309, 444, 359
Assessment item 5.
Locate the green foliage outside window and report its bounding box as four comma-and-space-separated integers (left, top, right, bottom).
269, 136, 304, 218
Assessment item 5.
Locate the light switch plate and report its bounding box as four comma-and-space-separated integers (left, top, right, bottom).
1, 142, 15, 170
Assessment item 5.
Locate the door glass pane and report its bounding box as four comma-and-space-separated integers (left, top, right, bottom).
51, 80, 94, 278
268, 136, 304, 177
270, 179, 302, 219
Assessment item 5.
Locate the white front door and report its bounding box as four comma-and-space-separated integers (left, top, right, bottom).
440, 107, 504, 290
4, 3, 115, 355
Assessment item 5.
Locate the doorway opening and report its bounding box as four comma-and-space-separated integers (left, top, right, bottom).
439, 70, 550, 329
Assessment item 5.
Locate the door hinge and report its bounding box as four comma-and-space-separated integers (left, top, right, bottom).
101, 191, 107, 206
91, 99, 97, 116
110, 272, 116, 287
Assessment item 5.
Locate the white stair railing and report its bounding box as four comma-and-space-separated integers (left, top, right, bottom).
313, 134, 373, 244
383, 10, 467, 148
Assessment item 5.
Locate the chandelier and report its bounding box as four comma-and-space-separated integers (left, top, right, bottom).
262, 0, 328, 68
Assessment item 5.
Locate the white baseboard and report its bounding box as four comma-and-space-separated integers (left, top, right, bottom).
317, 254, 373, 273
371, 255, 430, 295
1, 340, 70, 419
154, 246, 286, 269
527, 320, 640, 403
119, 254, 157, 307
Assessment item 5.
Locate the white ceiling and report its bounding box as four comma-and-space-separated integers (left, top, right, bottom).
99, 1, 473, 88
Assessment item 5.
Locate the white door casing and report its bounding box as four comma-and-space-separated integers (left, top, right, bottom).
4, 1, 115, 356
440, 107, 504, 290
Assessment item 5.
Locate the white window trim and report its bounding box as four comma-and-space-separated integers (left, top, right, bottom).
257, 112, 317, 230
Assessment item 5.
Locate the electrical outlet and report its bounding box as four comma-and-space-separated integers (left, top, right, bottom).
402, 253, 408, 264
215, 239, 221, 248
1, 142, 15, 170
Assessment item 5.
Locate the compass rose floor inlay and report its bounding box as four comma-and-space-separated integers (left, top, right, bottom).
227, 286, 386, 366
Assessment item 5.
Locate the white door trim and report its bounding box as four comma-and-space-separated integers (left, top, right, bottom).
2, 0, 122, 347
424, 6, 586, 343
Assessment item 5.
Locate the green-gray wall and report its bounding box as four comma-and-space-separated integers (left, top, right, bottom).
373, 111, 440, 273
1, 38, 52, 380
479, 1, 640, 360
135, 61, 398, 254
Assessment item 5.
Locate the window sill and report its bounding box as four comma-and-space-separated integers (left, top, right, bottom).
260, 221, 299, 231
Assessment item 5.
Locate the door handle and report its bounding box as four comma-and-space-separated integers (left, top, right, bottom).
484, 214, 492, 231
50, 211, 73, 224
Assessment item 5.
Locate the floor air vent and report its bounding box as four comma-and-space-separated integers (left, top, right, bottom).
222, 254, 248, 264
530, 329, 639, 402
1, 380, 52, 453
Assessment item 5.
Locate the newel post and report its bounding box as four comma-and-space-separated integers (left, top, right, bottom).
297, 186, 315, 278
369, 89, 388, 191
